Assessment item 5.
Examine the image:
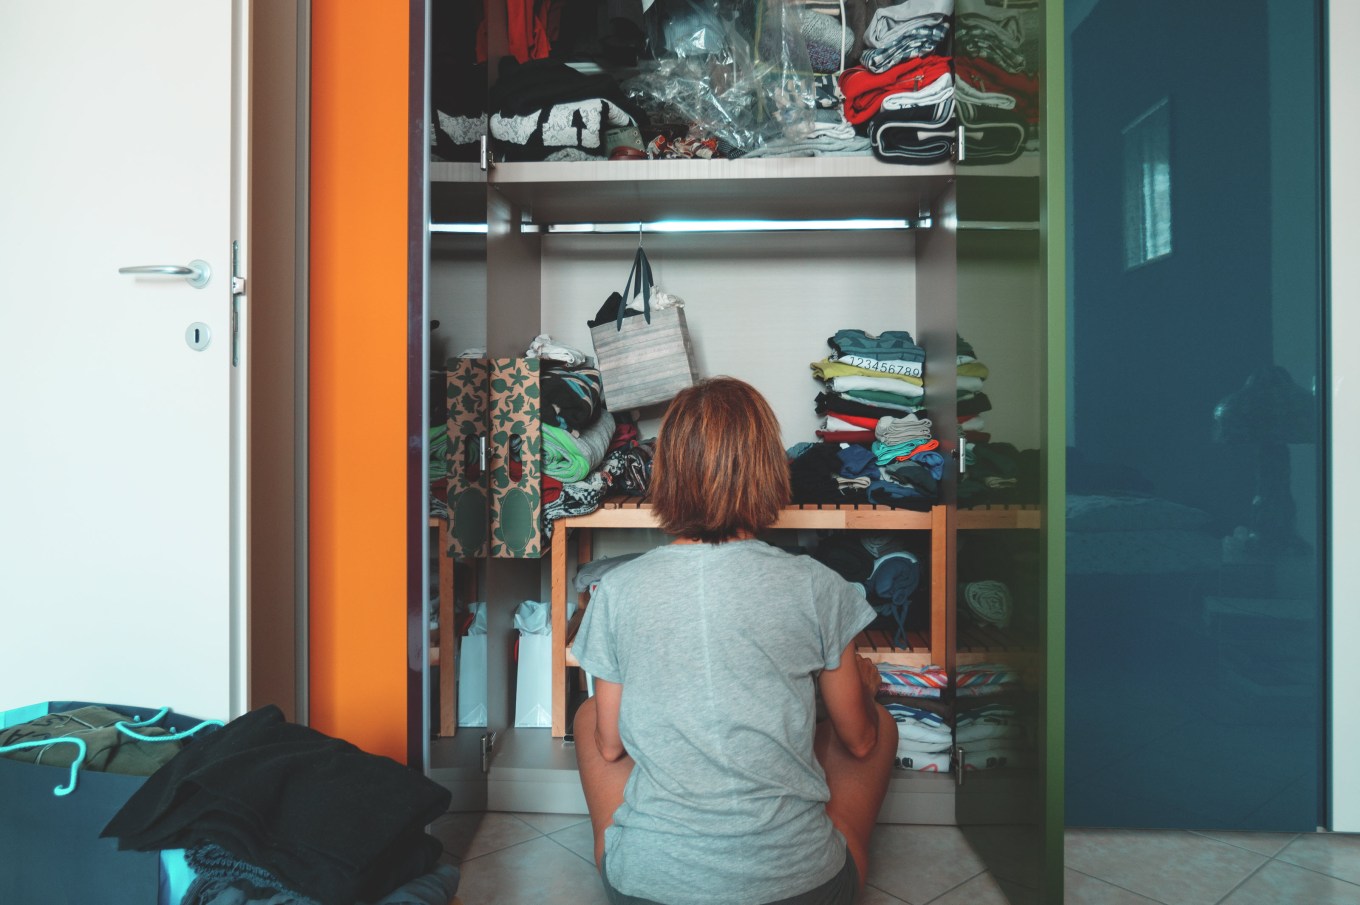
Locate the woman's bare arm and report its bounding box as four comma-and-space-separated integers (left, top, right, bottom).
592, 678, 627, 762
817, 643, 882, 759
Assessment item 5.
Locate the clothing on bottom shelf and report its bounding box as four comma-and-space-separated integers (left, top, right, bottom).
961, 579, 1013, 629
957, 698, 1034, 771
877, 663, 948, 698
955, 662, 1023, 697
885, 697, 953, 773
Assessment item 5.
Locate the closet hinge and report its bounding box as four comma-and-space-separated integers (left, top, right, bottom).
480, 730, 497, 773
955, 745, 965, 785
480, 134, 494, 171
956, 125, 966, 163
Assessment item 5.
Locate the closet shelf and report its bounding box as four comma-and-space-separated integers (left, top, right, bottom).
489, 157, 954, 223
560, 501, 1045, 532
956, 505, 1040, 530
560, 497, 939, 531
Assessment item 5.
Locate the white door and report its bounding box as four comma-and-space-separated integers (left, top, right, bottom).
0, 2, 242, 721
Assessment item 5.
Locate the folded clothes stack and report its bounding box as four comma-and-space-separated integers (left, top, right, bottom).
791, 328, 943, 510
886, 701, 953, 772
530, 336, 662, 542
877, 662, 949, 699
956, 700, 1033, 772
955, 0, 1040, 163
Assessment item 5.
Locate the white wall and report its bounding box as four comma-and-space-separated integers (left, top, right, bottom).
430, 233, 487, 363
957, 229, 1044, 451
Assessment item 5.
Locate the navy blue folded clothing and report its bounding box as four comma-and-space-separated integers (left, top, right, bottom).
790, 442, 870, 505
813, 534, 876, 584
815, 391, 931, 423
102, 706, 451, 905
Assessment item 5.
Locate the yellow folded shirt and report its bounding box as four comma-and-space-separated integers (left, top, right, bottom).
810, 359, 925, 386
956, 361, 990, 380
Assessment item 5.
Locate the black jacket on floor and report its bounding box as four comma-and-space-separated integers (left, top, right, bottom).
102, 706, 452, 905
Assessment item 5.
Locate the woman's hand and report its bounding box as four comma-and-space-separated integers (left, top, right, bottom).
856, 655, 881, 702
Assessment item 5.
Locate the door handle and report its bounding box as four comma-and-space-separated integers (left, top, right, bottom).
118, 259, 211, 289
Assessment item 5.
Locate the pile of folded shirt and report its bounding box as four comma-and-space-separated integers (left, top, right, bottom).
954, 0, 1039, 163
531, 335, 661, 540
790, 328, 944, 510
838, 0, 956, 164
489, 58, 648, 162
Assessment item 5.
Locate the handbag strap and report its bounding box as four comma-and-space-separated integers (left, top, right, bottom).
616, 246, 653, 331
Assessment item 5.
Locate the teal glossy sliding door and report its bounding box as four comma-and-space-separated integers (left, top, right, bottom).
1064, 0, 1326, 830
952, 1, 1064, 901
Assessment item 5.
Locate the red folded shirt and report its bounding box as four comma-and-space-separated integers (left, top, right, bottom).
839, 56, 952, 126
816, 429, 879, 444
827, 411, 881, 431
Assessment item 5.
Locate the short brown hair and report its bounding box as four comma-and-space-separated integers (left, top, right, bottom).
650, 377, 790, 542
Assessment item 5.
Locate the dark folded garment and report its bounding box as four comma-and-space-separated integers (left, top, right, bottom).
813, 534, 875, 584
541, 366, 604, 431
102, 706, 451, 905
870, 108, 956, 164
790, 442, 869, 505
490, 57, 646, 125
956, 392, 993, 417
815, 391, 930, 423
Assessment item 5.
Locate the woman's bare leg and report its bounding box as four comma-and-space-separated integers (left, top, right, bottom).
573, 696, 635, 869
814, 702, 897, 890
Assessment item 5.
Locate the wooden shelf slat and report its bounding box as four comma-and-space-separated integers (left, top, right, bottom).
956, 505, 1041, 530
564, 500, 937, 531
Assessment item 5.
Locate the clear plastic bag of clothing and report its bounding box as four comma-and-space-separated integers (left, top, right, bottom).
623, 0, 815, 154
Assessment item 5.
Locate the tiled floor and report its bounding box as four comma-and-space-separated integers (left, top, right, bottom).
431, 813, 1360, 904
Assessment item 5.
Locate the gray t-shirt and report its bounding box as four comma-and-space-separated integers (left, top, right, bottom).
572, 540, 876, 905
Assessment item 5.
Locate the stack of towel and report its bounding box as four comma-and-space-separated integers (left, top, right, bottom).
877, 662, 949, 698
886, 701, 952, 771
954, 663, 1033, 772
956, 701, 1032, 772
877, 663, 953, 772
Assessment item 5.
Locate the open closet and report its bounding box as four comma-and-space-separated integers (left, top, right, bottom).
418, 0, 1062, 898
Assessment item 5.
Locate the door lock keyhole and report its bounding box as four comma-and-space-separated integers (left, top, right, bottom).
186, 322, 211, 351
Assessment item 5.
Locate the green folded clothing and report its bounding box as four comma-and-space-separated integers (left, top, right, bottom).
542, 424, 590, 482
542, 412, 615, 482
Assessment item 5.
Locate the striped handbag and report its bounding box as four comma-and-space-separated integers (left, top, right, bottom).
588, 244, 698, 411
